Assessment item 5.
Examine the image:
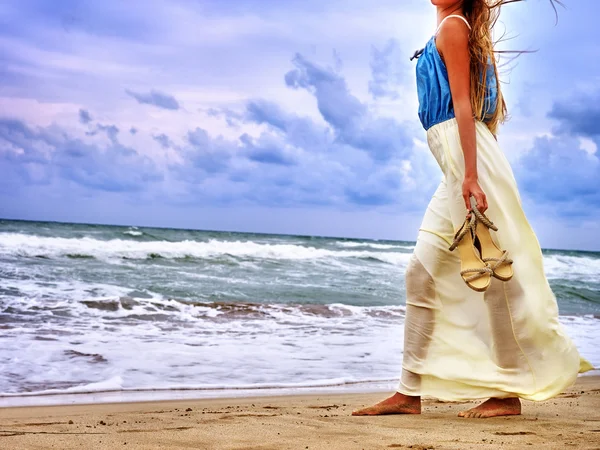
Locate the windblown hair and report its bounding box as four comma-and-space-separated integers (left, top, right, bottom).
461, 0, 562, 135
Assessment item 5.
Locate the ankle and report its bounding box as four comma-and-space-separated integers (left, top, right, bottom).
393, 392, 421, 403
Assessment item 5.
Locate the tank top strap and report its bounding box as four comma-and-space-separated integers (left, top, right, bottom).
435, 14, 471, 36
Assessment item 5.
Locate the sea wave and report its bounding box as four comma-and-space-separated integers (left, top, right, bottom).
334, 241, 413, 250
3, 291, 408, 323
0, 310, 597, 405
543, 253, 600, 280
0, 376, 397, 398
2, 232, 599, 282
123, 230, 143, 237
0, 233, 412, 266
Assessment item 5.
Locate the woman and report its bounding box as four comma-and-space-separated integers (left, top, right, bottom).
353, 0, 592, 419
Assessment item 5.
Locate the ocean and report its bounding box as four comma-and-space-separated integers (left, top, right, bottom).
0, 219, 598, 407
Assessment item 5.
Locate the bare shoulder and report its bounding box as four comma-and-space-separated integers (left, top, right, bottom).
436, 18, 470, 53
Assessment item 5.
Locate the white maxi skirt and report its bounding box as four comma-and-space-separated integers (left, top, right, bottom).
398, 118, 593, 402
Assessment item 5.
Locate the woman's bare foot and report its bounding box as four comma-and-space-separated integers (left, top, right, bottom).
458, 398, 521, 419
351, 392, 421, 416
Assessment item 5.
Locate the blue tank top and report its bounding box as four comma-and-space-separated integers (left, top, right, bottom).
414, 18, 498, 130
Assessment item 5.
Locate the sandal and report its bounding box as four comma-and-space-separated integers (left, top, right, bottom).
449, 214, 493, 292
469, 196, 514, 282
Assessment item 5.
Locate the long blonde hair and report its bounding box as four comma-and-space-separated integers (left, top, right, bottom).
462, 0, 562, 135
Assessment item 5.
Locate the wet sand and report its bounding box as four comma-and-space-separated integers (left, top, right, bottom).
0, 376, 599, 449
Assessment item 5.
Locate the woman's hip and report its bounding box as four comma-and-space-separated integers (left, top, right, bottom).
425, 118, 514, 183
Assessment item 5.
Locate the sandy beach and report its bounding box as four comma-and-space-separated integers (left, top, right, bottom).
0, 376, 597, 450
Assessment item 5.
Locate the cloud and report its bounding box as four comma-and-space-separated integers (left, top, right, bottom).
153, 133, 173, 149
0, 118, 162, 194
206, 107, 244, 128
243, 100, 326, 153
284, 53, 413, 162
368, 39, 402, 100
518, 135, 599, 207
245, 100, 290, 131
165, 52, 438, 209
0, 44, 438, 215
285, 53, 365, 130
332, 49, 343, 72
178, 127, 234, 176
78, 109, 93, 124
344, 165, 402, 206
84, 123, 119, 145
240, 132, 297, 166
97, 124, 119, 144
547, 92, 600, 140
125, 89, 180, 110
515, 91, 600, 215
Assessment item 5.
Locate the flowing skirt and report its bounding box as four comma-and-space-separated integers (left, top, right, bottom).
398, 118, 593, 402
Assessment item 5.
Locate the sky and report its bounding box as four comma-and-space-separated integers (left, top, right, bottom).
1, 0, 599, 250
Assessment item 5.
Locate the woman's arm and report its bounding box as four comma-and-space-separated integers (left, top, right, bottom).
436, 20, 488, 213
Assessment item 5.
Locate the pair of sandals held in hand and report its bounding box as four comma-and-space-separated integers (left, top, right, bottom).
449, 196, 513, 292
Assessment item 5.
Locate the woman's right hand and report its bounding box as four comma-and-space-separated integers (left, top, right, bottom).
462, 176, 488, 214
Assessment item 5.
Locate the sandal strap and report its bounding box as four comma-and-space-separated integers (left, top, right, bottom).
460, 266, 493, 282
449, 215, 476, 251
469, 196, 498, 231
482, 251, 513, 269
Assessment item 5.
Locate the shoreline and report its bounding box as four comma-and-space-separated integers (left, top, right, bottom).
1, 372, 597, 409
1, 376, 598, 449
0, 380, 396, 409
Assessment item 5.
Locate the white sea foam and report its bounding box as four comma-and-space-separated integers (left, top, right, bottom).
0, 298, 408, 401
0, 300, 596, 407
335, 241, 414, 250
0, 376, 397, 398
543, 253, 600, 281
123, 230, 143, 236
0, 233, 413, 266
1, 233, 598, 282
0, 381, 399, 407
